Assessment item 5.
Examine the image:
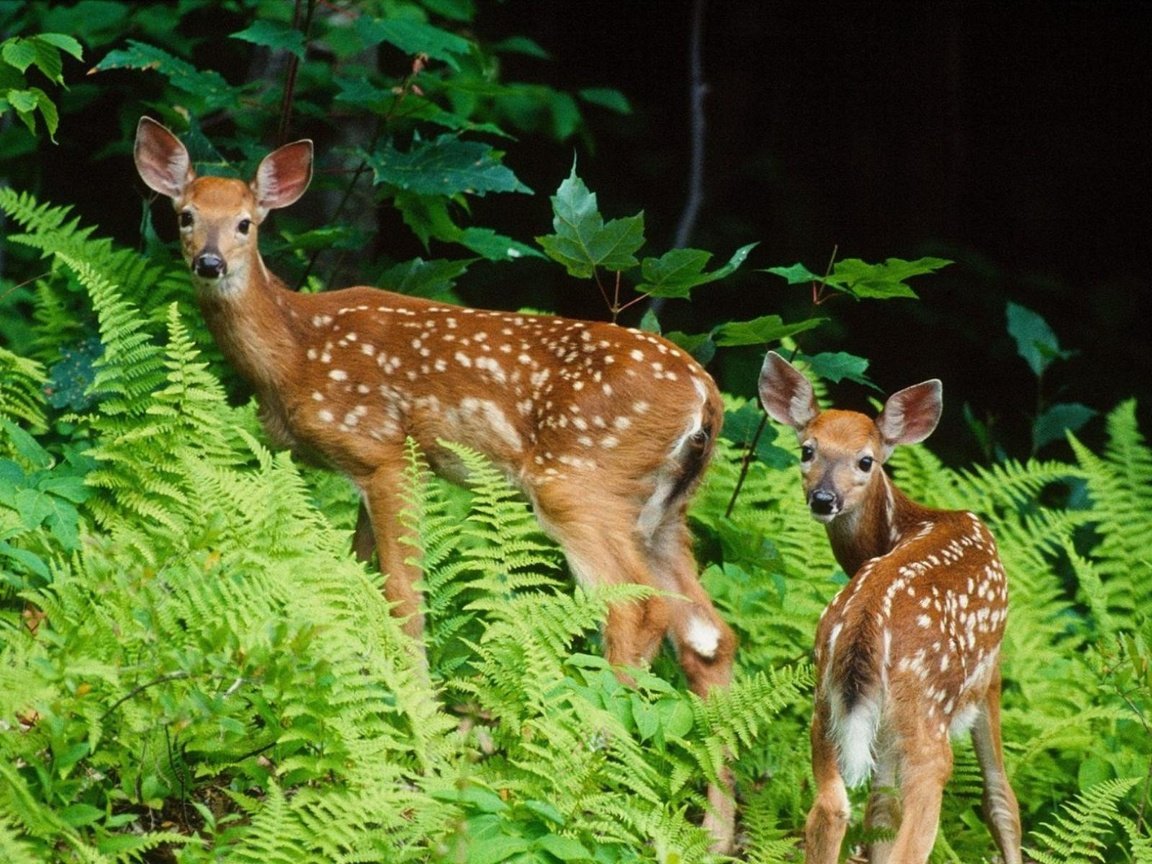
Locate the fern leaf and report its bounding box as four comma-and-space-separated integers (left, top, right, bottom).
0, 348, 47, 433
1026, 776, 1142, 864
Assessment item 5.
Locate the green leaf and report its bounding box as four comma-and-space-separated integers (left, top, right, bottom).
1033, 402, 1097, 451
356, 17, 472, 70
6, 87, 37, 113
2, 39, 39, 74
764, 261, 821, 285
32, 33, 83, 62
1, 418, 52, 470
655, 697, 695, 741
365, 134, 531, 197
636, 242, 756, 299
457, 227, 544, 262
722, 402, 793, 469
638, 307, 661, 334
379, 257, 473, 299
521, 800, 565, 827
15, 488, 56, 530
535, 834, 592, 860
663, 331, 717, 366
466, 835, 532, 864
492, 36, 551, 59
578, 87, 632, 114
92, 41, 234, 110
29, 36, 71, 84
60, 803, 104, 828
0, 541, 50, 581
535, 167, 645, 278
631, 693, 659, 741
230, 21, 307, 59
712, 314, 824, 347
393, 191, 458, 247
1007, 300, 1072, 378
805, 351, 873, 387
825, 256, 951, 300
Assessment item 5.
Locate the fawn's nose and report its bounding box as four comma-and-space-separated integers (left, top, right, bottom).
194, 253, 226, 279
809, 488, 839, 517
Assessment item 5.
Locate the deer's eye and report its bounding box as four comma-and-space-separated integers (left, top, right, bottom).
237, 218, 252, 235
858, 456, 874, 472
179, 211, 193, 229
800, 445, 815, 463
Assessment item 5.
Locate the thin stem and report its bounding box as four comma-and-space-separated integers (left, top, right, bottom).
725, 413, 767, 519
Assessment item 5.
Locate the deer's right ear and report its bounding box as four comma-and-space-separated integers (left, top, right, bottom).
759, 351, 820, 432
134, 117, 194, 200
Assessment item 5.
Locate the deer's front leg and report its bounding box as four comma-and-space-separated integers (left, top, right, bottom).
359, 461, 426, 641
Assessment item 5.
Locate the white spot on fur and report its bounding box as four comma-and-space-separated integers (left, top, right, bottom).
684, 617, 721, 659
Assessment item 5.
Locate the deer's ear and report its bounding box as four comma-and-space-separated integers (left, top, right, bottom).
876, 379, 942, 455
759, 351, 820, 433
252, 140, 313, 218
134, 117, 194, 200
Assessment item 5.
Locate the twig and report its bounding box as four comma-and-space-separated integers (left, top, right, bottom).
276, 0, 318, 146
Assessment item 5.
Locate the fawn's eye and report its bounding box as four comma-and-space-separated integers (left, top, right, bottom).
858, 456, 874, 472
237, 218, 252, 235
800, 445, 815, 463
179, 211, 193, 228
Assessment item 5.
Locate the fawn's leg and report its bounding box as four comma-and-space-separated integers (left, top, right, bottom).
885, 718, 952, 864
805, 703, 852, 864
648, 519, 737, 852
360, 460, 426, 641
971, 674, 1022, 864
530, 486, 670, 672
865, 728, 900, 864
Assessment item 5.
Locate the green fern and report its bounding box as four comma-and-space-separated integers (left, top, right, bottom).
1069, 400, 1152, 623
1026, 776, 1143, 864
0, 348, 47, 433
0, 187, 191, 340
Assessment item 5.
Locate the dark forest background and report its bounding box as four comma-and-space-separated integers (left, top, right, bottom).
10, 0, 1152, 462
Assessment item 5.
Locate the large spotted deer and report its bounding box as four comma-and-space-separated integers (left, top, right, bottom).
133, 117, 737, 850
757, 352, 1021, 864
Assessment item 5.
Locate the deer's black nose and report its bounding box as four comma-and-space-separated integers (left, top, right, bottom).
809, 489, 838, 516
194, 253, 226, 279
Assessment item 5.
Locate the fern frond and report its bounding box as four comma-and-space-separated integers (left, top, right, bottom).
1116, 814, 1152, 864
0, 348, 47, 433
1069, 400, 1152, 618
221, 782, 303, 864
0, 811, 41, 864
0, 187, 190, 324
1026, 776, 1142, 864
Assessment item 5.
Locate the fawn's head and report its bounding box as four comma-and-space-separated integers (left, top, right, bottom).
133, 117, 313, 293
758, 351, 942, 523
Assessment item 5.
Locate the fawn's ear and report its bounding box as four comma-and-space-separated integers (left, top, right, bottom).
875, 379, 943, 456
134, 117, 194, 200
758, 351, 820, 433
252, 139, 313, 219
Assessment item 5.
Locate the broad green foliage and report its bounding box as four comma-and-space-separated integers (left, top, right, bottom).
0, 191, 1149, 860
764, 255, 951, 301
0, 32, 81, 140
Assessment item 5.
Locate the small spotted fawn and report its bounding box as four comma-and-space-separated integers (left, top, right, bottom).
134, 117, 737, 850
758, 352, 1021, 864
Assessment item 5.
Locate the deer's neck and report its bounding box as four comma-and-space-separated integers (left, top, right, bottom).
196, 256, 302, 394
826, 471, 935, 577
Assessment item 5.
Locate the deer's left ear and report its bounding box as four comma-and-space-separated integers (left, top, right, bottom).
876, 379, 942, 457
252, 140, 313, 219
